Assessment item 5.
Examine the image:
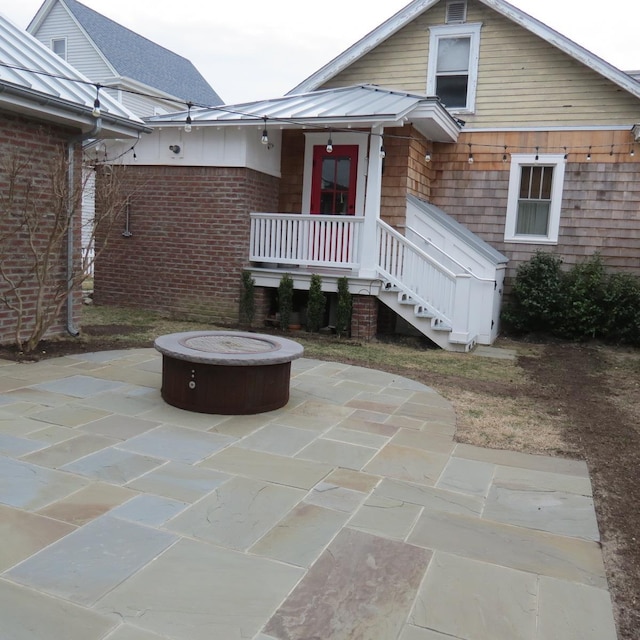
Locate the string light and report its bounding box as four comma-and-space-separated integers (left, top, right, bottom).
184, 102, 193, 133
631, 145, 636, 157
91, 84, 101, 118
610, 144, 614, 157
502, 145, 508, 163
424, 152, 431, 162
379, 145, 386, 159
535, 146, 539, 161
467, 143, 474, 164
564, 147, 569, 160
587, 146, 592, 161
326, 131, 333, 153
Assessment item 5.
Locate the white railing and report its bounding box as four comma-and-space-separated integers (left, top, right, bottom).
377, 219, 458, 326
250, 213, 364, 269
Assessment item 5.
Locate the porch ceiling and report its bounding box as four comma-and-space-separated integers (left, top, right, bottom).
147, 84, 462, 142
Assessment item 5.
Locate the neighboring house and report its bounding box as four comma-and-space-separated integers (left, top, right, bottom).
97, 0, 640, 351
27, 0, 222, 117
0, 12, 148, 346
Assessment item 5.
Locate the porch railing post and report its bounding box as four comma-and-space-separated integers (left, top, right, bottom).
359, 124, 384, 279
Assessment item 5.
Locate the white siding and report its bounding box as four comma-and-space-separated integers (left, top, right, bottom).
31, 3, 114, 82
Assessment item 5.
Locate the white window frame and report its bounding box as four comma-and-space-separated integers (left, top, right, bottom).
504, 154, 567, 245
427, 23, 482, 114
51, 37, 67, 60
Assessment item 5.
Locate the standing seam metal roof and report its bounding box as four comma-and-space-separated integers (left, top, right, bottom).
148, 84, 452, 126
0, 12, 142, 125
62, 0, 222, 106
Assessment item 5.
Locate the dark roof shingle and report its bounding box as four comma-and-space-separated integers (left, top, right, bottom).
64, 0, 222, 105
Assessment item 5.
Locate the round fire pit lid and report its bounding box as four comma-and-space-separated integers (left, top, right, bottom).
154, 331, 304, 365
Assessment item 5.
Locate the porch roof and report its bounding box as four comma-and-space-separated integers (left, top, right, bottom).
147, 84, 462, 142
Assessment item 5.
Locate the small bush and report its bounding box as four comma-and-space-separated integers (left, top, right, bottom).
277, 273, 294, 330
335, 276, 352, 337
502, 251, 564, 334
239, 271, 255, 327
503, 251, 640, 346
601, 272, 640, 346
306, 274, 326, 332
556, 254, 606, 341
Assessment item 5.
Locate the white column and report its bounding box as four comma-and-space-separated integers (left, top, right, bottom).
358, 124, 384, 279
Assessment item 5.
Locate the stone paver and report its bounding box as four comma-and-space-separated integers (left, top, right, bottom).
0, 349, 618, 640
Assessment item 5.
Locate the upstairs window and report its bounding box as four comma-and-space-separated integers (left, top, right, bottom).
505, 154, 567, 244
427, 23, 481, 112
51, 38, 67, 60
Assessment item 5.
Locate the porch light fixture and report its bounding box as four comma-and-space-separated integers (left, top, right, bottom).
326, 133, 333, 153
587, 146, 592, 161
169, 144, 181, 154
184, 102, 193, 133
92, 84, 101, 118
261, 117, 269, 145
467, 143, 474, 164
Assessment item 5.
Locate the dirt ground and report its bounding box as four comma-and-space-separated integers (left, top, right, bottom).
1, 334, 638, 639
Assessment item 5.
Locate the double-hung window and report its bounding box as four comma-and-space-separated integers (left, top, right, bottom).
504, 154, 566, 244
427, 23, 482, 112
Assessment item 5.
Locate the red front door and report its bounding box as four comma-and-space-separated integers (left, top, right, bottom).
311, 145, 358, 215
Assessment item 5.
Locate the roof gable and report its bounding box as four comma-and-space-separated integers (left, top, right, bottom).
289, 0, 640, 102
0, 12, 146, 136
31, 0, 222, 106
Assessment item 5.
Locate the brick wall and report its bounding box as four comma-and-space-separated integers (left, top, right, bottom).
94, 166, 280, 324
351, 295, 378, 341
0, 113, 82, 346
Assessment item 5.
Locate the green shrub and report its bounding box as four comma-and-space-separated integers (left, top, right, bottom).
556, 254, 606, 341
503, 251, 640, 346
601, 272, 640, 346
502, 251, 564, 334
239, 271, 255, 327
306, 274, 326, 332
335, 276, 352, 337
277, 273, 294, 330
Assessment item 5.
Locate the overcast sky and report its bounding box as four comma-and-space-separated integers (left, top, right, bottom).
4, 0, 640, 105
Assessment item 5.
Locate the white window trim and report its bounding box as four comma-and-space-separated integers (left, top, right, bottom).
504, 154, 567, 245
427, 22, 482, 114
301, 132, 368, 216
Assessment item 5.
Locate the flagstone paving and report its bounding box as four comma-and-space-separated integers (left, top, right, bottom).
0, 348, 617, 639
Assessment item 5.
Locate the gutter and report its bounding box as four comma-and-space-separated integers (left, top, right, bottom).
66, 118, 102, 336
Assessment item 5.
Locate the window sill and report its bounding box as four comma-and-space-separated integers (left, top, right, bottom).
504, 236, 559, 245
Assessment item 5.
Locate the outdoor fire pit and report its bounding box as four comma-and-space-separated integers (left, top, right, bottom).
154, 331, 304, 415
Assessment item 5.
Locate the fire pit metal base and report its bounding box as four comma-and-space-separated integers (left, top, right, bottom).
154, 331, 304, 415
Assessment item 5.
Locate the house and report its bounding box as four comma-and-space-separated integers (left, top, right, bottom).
96, 0, 640, 351
27, 0, 222, 118
0, 12, 148, 346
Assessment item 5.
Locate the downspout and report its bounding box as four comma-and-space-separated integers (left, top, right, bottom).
66, 118, 102, 336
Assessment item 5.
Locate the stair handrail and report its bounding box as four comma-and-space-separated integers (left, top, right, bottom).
406, 226, 496, 283
377, 219, 458, 280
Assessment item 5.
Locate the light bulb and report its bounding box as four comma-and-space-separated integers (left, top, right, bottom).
261, 129, 269, 145
92, 98, 101, 118
424, 153, 431, 162
184, 115, 192, 133
468, 154, 474, 164
379, 146, 386, 159
326, 138, 333, 153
